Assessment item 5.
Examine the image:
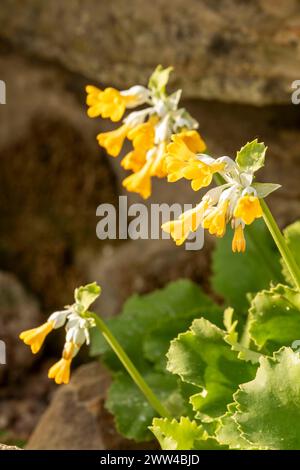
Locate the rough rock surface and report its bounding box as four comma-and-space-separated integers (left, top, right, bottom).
27, 362, 156, 450
0, 0, 300, 104
0, 271, 42, 382
0, 54, 118, 312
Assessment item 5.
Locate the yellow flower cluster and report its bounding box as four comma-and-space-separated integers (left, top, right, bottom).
19, 313, 77, 384
20, 283, 100, 384
86, 67, 203, 199
162, 134, 267, 252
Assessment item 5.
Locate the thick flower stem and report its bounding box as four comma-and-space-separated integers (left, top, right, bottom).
261, 200, 300, 290
89, 312, 171, 419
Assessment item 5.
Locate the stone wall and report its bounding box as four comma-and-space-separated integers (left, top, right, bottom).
1, 0, 300, 104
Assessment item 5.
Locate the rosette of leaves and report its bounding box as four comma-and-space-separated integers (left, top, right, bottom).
89, 216, 300, 448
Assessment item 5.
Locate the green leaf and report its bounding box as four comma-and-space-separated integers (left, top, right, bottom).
233, 348, 300, 450
215, 406, 257, 449
236, 139, 267, 173
148, 65, 173, 95
74, 282, 101, 311
106, 371, 184, 442
150, 417, 225, 450
167, 318, 256, 420
249, 284, 300, 354
211, 219, 283, 313
282, 221, 300, 286
223, 307, 238, 342
90, 280, 223, 443
90, 280, 222, 371
252, 182, 281, 198
143, 305, 223, 371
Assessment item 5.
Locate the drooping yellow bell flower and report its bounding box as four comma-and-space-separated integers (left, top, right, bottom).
19, 321, 54, 354
86, 87, 133, 122
86, 67, 203, 199
150, 142, 168, 178
173, 129, 207, 153
181, 162, 218, 191
48, 342, 76, 385
234, 195, 263, 225
203, 200, 229, 237
97, 124, 129, 157
232, 223, 246, 253
167, 135, 197, 163
121, 148, 147, 172
127, 119, 156, 152
162, 200, 209, 245
86, 85, 102, 107
122, 159, 153, 199
165, 131, 219, 190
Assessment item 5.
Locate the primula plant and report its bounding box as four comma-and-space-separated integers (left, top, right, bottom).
162, 138, 280, 252
20, 66, 300, 450
86, 66, 204, 199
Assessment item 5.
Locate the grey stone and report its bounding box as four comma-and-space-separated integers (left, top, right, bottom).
27, 362, 156, 450
0, 0, 300, 104
0, 271, 42, 382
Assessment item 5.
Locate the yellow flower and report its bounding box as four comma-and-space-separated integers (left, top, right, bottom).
167, 134, 197, 163
203, 200, 229, 237
162, 201, 208, 246
48, 358, 71, 385
234, 195, 263, 225
122, 159, 152, 199
86, 87, 133, 122
97, 124, 129, 157
48, 342, 75, 385
121, 148, 146, 172
151, 142, 168, 178
181, 162, 218, 191
174, 130, 207, 153
19, 321, 54, 354
127, 118, 156, 152
165, 132, 222, 190
232, 224, 246, 253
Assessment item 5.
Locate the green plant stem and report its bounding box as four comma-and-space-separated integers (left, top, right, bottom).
89, 312, 171, 418
261, 200, 300, 291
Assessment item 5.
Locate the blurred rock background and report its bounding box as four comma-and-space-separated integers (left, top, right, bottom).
0, 0, 299, 449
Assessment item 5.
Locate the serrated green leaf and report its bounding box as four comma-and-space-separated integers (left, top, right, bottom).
91, 280, 223, 443
233, 348, 300, 450
225, 337, 262, 364
236, 139, 267, 173
252, 182, 281, 198
223, 307, 236, 334
143, 305, 223, 371
211, 219, 283, 313
215, 406, 257, 449
167, 318, 256, 420
106, 371, 184, 442
282, 221, 300, 286
150, 417, 225, 450
148, 65, 173, 95
74, 282, 101, 311
249, 284, 300, 354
